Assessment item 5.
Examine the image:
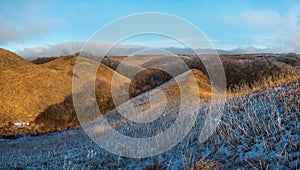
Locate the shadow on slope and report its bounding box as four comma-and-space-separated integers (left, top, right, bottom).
0, 50, 130, 135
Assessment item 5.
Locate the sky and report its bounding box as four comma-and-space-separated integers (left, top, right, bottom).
0, 0, 300, 57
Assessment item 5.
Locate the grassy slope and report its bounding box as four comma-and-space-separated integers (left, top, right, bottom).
0, 50, 299, 168
104, 54, 300, 93
30, 55, 131, 133
0, 80, 298, 169
0, 49, 73, 127
1, 51, 299, 135
0, 49, 130, 135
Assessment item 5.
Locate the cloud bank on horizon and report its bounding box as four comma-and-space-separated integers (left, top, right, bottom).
16, 42, 288, 59
0, 0, 300, 54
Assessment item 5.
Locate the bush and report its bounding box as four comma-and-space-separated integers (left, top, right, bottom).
31, 57, 58, 64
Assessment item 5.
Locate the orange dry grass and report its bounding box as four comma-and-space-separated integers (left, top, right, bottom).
111, 55, 163, 67
0, 49, 130, 129
164, 69, 212, 100
227, 74, 300, 98
0, 50, 73, 126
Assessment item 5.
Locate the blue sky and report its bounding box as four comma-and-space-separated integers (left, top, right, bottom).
0, 0, 300, 54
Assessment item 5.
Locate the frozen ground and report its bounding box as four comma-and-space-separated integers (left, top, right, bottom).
0, 81, 299, 169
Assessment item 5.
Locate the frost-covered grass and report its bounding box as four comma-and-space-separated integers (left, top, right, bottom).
0, 81, 299, 169
201, 81, 300, 169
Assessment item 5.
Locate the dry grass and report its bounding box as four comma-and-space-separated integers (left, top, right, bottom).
227, 74, 300, 98
185, 158, 221, 170
129, 68, 173, 98
105, 54, 299, 95
0, 79, 298, 169
0, 49, 73, 127
110, 55, 162, 67
214, 81, 299, 169
87, 69, 212, 132
0, 49, 130, 135
1, 50, 299, 139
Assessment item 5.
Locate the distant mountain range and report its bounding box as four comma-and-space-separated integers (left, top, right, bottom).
163, 46, 286, 55
15, 42, 289, 59
216, 46, 286, 54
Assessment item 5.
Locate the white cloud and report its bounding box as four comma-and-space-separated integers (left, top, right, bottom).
0, 14, 63, 45
242, 7, 300, 52
243, 10, 282, 28
16, 41, 287, 58
0, 0, 64, 45
16, 42, 149, 58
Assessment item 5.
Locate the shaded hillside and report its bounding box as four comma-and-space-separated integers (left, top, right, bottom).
29, 95, 79, 133
30, 66, 130, 133
175, 54, 299, 90
29, 68, 211, 134
0, 49, 130, 135
102, 55, 208, 97
129, 68, 172, 98
220, 55, 300, 90
103, 55, 299, 92
271, 53, 300, 67
31, 57, 58, 64
84, 69, 212, 140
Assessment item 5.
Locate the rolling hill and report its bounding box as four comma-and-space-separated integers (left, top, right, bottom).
0, 49, 130, 135
1, 48, 299, 136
